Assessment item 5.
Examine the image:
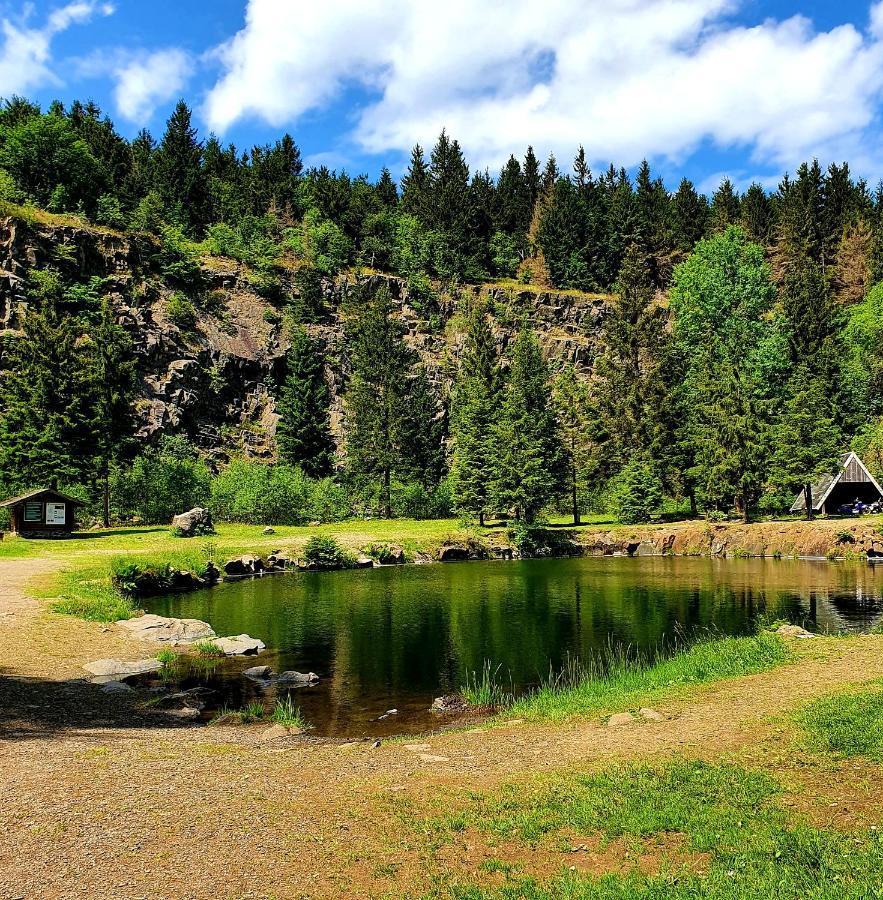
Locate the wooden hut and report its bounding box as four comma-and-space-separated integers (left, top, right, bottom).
790, 452, 883, 516
0, 488, 85, 536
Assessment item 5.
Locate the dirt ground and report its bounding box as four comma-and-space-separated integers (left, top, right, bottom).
3, 557, 883, 899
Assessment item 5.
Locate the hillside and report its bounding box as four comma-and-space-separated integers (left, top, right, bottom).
0, 210, 609, 464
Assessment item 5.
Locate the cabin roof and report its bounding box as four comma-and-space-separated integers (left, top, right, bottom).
0, 488, 86, 508
790, 451, 883, 512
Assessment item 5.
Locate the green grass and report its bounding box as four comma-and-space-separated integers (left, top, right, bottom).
193, 640, 225, 658
462, 661, 514, 709
269, 696, 310, 730
796, 683, 883, 762
500, 632, 790, 722
47, 569, 137, 622
209, 700, 266, 725
428, 760, 883, 899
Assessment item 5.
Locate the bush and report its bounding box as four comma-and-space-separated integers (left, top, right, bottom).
284, 208, 352, 276
307, 477, 351, 522
112, 436, 212, 524
156, 225, 204, 287
166, 292, 197, 330
211, 460, 311, 525
612, 458, 663, 524
302, 535, 353, 569
95, 194, 126, 229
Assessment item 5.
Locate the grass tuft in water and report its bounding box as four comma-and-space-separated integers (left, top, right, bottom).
490, 630, 790, 722
797, 683, 883, 762
462, 661, 514, 709
193, 640, 225, 658
209, 700, 266, 725
270, 696, 310, 730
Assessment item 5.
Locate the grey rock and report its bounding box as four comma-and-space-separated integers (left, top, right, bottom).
260, 724, 290, 742
275, 670, 319, 685
243, 665, 273, 681
438, 544, 470, 562
639, 707, 665, 721
355, 554, 375, 569
171, 507, 215, 537
100, 680, 133, 694
117, 614, 216, 645
84, 658, 163, 683
431, 695, 467, 714
262, 526, 276, 535
213, 634, 266, 656
224, 555, 265, 577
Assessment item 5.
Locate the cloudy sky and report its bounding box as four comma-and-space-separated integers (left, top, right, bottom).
4, 0, 883, 190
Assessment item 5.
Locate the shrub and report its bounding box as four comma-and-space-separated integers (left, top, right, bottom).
166, 292, 197, 330
612, 457, 663, 524
307, 477, 351, 522
302, 535, 353, 569
211, 460, 311, 525
111, 436, 212, 524
95, 194, 126, 229
156, 225, 203, 287
285, 208, 352, 276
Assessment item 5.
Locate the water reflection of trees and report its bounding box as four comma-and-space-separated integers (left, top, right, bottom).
149, 558, 883, 727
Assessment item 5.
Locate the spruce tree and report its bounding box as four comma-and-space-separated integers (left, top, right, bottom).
344, 286, 416, 517
451, 299, 500, 525
398, 365, 446, 490
153, 100, 206, 232
772, 367, 841, 520
490, 325, 563, 523
710, 179, 741, 232
740, 183, 774, 244
401, 144, 429, 220
276, 326, 335, 478
552, 365, 596, 524
671, 178, 708, 252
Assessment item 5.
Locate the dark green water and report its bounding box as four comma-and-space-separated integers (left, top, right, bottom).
148, 556, 883, 737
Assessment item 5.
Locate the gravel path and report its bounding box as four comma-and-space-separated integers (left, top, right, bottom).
2, 558, 883, 898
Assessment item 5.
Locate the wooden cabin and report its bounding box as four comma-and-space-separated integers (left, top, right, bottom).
790, 452, 883, 516
0, 488, 85, 536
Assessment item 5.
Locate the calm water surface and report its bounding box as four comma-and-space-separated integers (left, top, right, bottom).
148, 556, 883, 737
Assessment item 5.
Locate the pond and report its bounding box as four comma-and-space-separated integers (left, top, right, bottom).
148, 556, 883, 738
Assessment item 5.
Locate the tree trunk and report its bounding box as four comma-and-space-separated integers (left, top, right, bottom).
688, 488, 698, 519
805, 483, 814, 521
102, 464, 110, 528
479, 510, 485, 528
572, 466, 580, 526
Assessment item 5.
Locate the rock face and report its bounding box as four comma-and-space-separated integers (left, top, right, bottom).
117, 614, 216, 644
84, 658, 163, 683
0, 216, 608, 463
171, 507, 215, 537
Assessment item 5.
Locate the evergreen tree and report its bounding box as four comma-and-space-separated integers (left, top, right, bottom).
401, 144, 429, 219
710, 179, 741, 232
152, 100, 206, 232
771, 367, 841, 520
496, 155, 528, 236
490, 325, 563, 523
86, 299, 137, 525
451, 299, 500, 525
552, 364, 596, 524
740, 183, 774, 244
344, 286, 417, 517
376, 167, 398, 207
671, 178, 708, 252
398, 365, 446, 490
276, 326, 335, 478
593, 244, 669, 475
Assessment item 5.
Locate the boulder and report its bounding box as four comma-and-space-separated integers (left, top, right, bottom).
275, 671, 319, 686
100, 680, 133, 694
171, 507, 215, 537
355, 554, 375, 569
243, 665, 273, 681
117, 614, 216, 645
639, 707, 665, 721
431, 695, 467, 714
203, 561, 221, 584
224, 555, 265, 577
262, 526, 276, 535
213, 634, 266, 656
776, 624, 815, 639
260, 724, 290, 742
438, 544, 470, 562
607, 712, 636, 727
83, 658, 163, 684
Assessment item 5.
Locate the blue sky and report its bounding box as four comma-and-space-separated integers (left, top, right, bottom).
4, 0, 883, 191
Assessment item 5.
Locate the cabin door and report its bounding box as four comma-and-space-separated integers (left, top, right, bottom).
45, 503, 66, 526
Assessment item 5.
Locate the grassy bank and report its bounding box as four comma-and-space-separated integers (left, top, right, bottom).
463, 632, 790, 723
797, 682, 883, 762
424, 757, 883, 898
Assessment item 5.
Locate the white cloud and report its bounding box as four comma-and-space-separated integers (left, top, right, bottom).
113, 49, 192, 121
0, 1, 113, 97
205, 0, 883, 177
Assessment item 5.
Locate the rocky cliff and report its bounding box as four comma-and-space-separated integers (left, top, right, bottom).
0, 214, 610, 463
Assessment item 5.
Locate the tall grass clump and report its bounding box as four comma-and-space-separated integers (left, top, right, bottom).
797, 684, 883, 762
503, 630, 789, 722
462, 661, 514, 709
270, 696, 310, 730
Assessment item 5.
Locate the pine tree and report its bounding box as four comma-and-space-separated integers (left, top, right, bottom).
593, 244, 669, 475
772, 367, 841, 520
152, 100, 206, 232
451, 299, 500, 525
276, 326, 335, 478
496, 155, 528, 235
401, 144, 429, 220
376, 167, 398, 207
344, 286, 417, 517
740, 183, 774, 245
490, 325, 563, 523
710, 179, 741, 232
86, 299, 137, 525
671, 178, 708, 253
398, 365, 446, 490
552, 365, 596, 524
